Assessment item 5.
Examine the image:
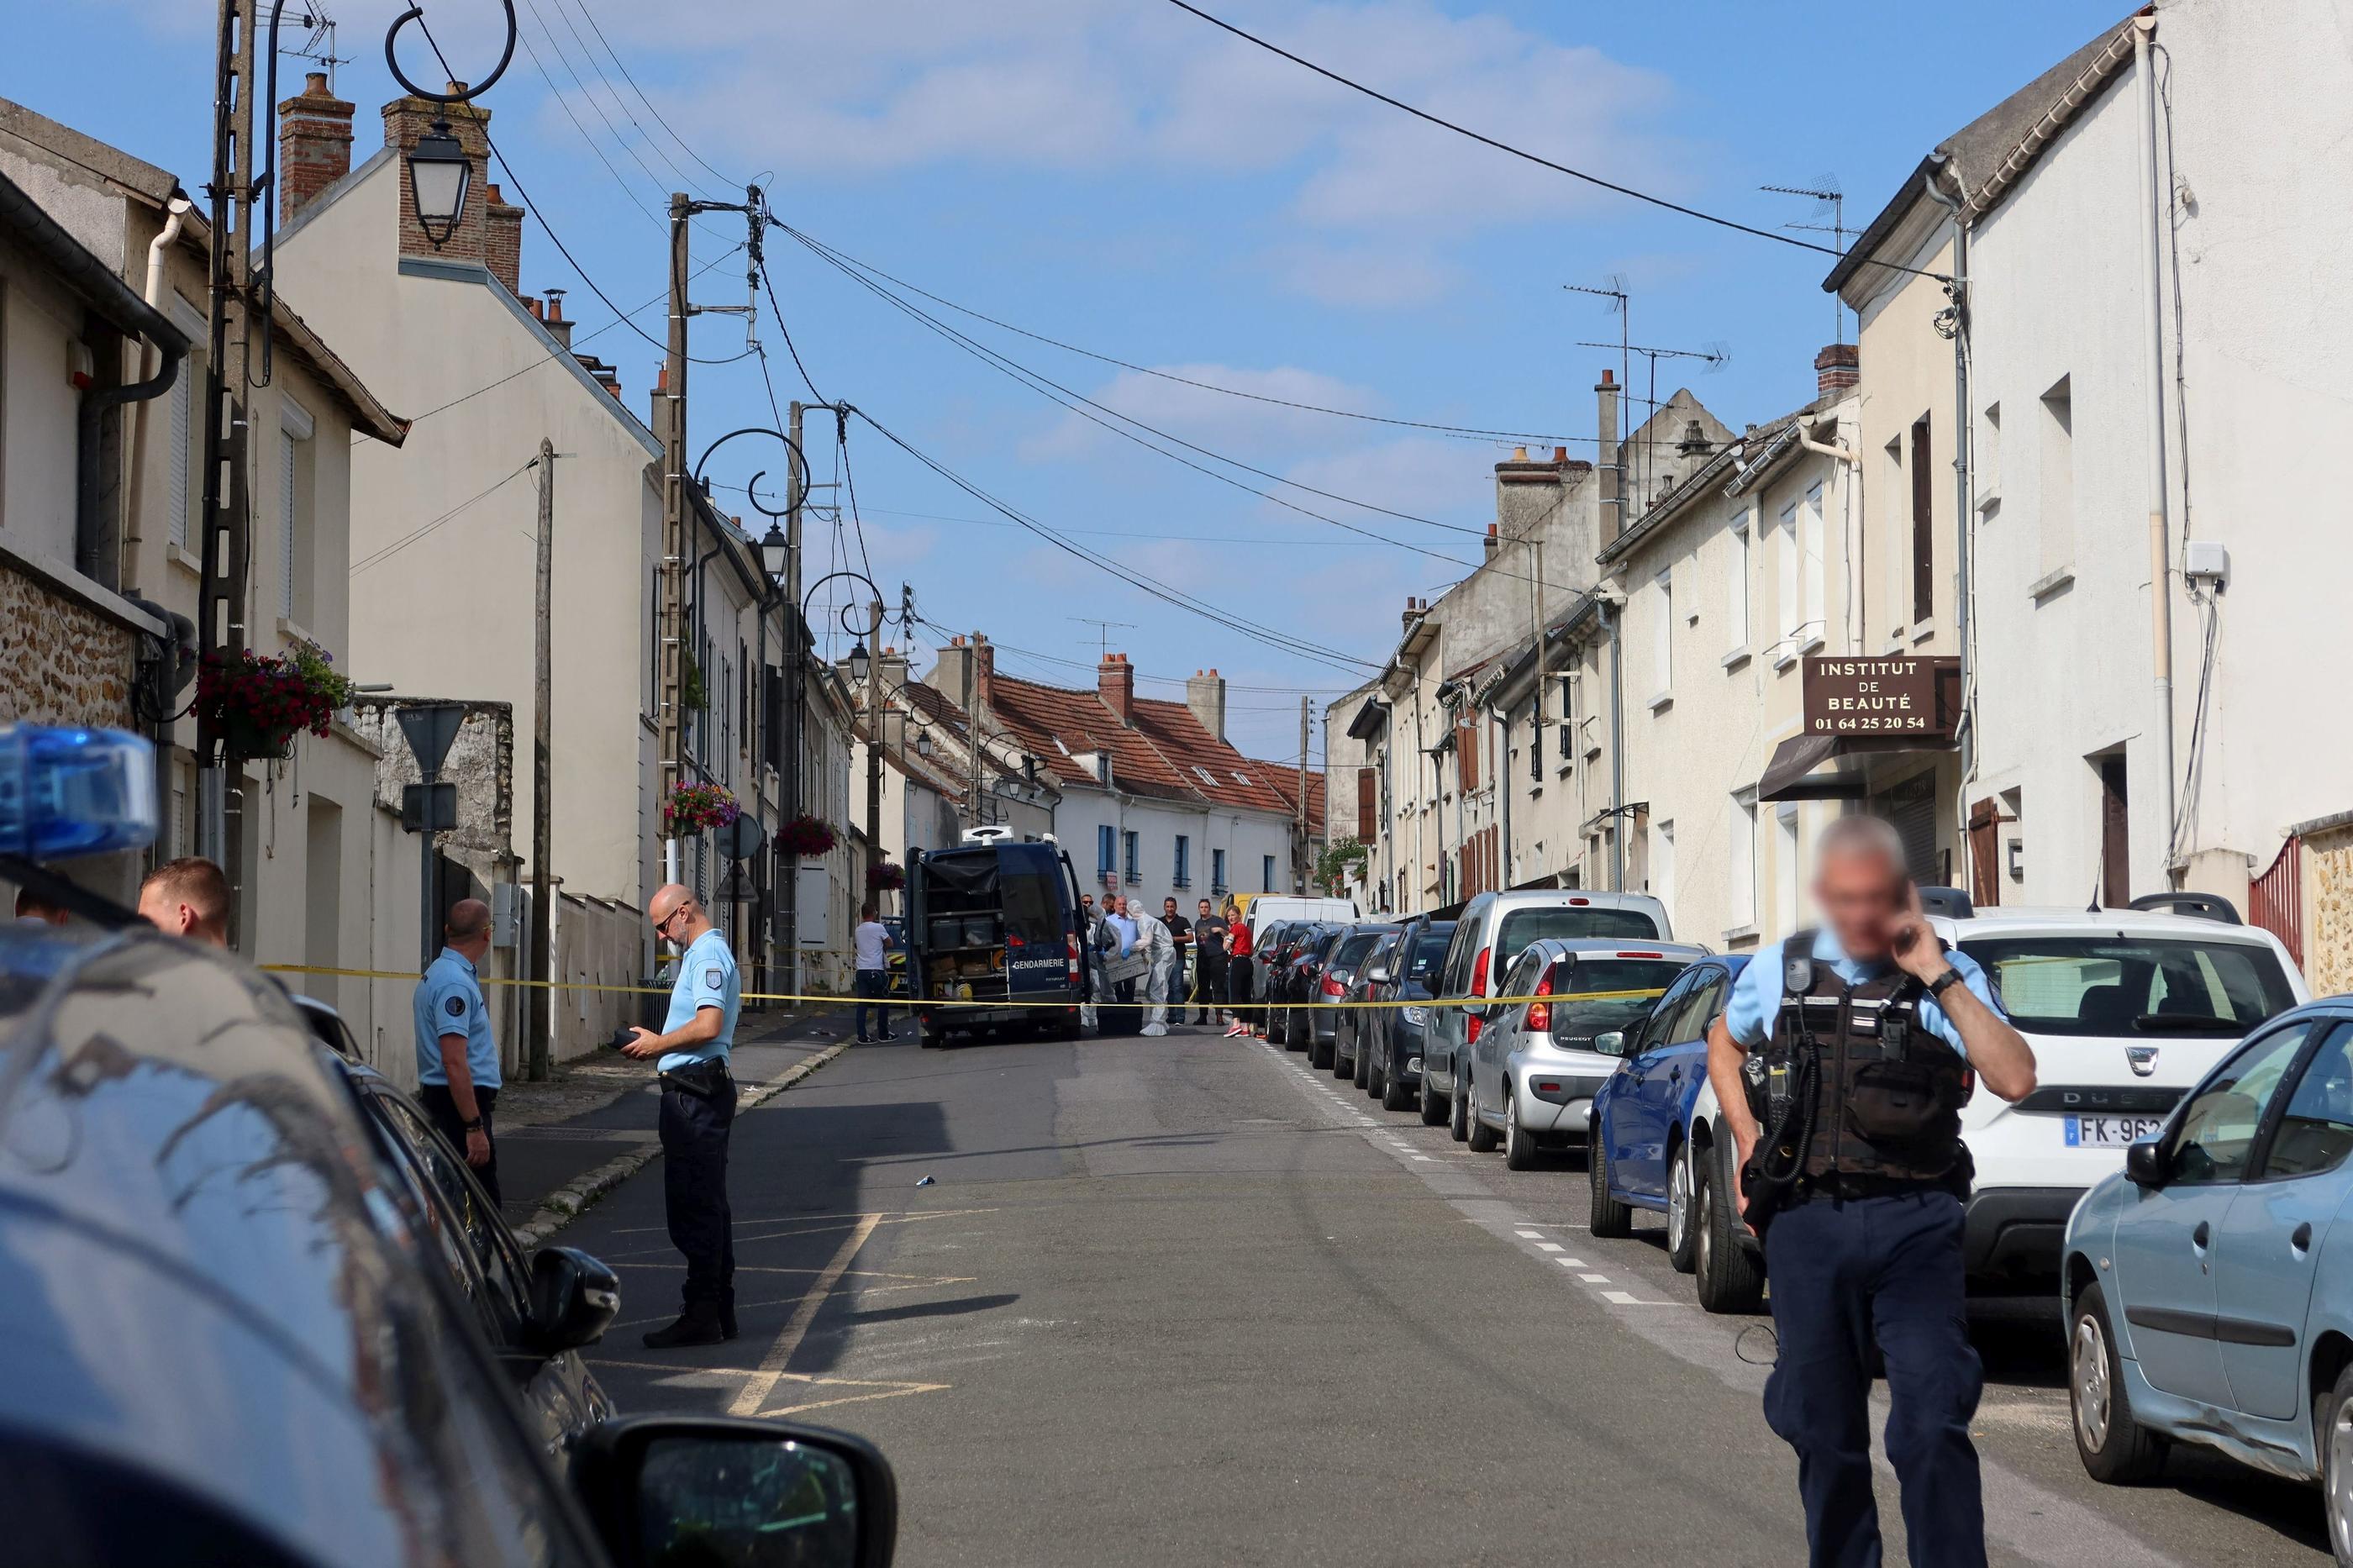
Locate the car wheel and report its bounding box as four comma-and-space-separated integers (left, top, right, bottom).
1466, 1077, 1499, 1153
2322, 1362, 2353, 1565
1448, 1066, 1471, 1142
1419, 1064, 1448, 1126
2071, 1280, 2167, 1484
1693, 1135, 1766, 1314
1503, 1090, 1538, 1171
1587, 1133, 1633, 1238
1353, 1031, 1371, 1088
1382, 1056, 1413, 1113
1664, 1139, 1699, 1274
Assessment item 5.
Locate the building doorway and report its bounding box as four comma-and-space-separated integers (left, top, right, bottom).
2096, 751, 2129, 908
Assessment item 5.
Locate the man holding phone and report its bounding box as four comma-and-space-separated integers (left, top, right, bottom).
1704, 815, 2035, 1567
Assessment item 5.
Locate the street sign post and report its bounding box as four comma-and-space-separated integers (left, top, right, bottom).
393, 702, 468, 966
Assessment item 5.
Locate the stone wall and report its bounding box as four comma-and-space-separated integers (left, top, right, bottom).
346, 694, 516, 894
0, 565, 137, 728
2305, 820, 2353, 997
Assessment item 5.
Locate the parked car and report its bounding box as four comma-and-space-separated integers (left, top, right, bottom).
1339, 929, 1403, 1088
1677, 892, 2307, 1308
1230, 892, 1361, 931
908, 839, 1092, 1046
1587, 955, 1753, 1301
1267, 923, 1330, 1048
2061, 997, 2353, 1555
1280, 926, 1345, 1053
1465, 940, 1703, 1170
1367, 918, 1456, 1114
1247, 919, 1301, 1034
0, 917, 900, 1568
1317, 925, 1398, 1076
1423, 891, 1673, 1144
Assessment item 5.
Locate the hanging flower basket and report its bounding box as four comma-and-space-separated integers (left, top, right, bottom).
663, 781, 740, 835
197, 642, 353, 763
869, 861, 905, 892
777, 814, 838, 858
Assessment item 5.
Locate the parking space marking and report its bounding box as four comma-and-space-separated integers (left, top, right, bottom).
1534, 1241, 1565, 1253
728, 1212, 881, 1418
1600, 1290, 1670, 1307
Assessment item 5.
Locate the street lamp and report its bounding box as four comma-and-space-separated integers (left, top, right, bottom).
915, 728, 934, 759
847, 639, 871, 685
758, 521, 790, 582
407, 121, 472, 248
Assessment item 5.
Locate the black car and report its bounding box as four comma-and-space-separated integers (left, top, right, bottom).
1362, 917, 1455, 1116
1334, 928, 1403, 1087
1273, 923, 1334, 1050
0, 918, 899, 1568
1248, 920, 1300, 1033
1315, 925, 1398, 1074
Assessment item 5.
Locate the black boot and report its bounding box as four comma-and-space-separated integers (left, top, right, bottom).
642, 1304, 726, 1350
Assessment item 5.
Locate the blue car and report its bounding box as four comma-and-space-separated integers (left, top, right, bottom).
1589, 955, 1750, 1289
2061, 997, 2353, 1551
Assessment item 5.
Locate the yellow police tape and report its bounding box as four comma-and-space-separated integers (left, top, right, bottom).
255, 963, 1663, 1013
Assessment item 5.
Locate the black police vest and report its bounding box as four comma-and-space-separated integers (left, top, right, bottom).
1744, 931, 1973, 1185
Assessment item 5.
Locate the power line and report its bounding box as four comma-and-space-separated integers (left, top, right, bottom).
1160, 0, 1945, 282
782, 224, 1583, 446
537, 0, 709, 197
565, 0, 743, 192
351, 460, 535, 574
855, 410, 1380, 674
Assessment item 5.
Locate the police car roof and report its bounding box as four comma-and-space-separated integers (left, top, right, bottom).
1929, 906, 2283, 944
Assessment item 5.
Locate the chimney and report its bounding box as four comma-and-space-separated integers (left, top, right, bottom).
928, 634, 974, 709
1493, 443, 1585, 543
1483, 523, 1498, 556
1402, 596, 1425, 635
482, 182, 524, 295
383, 86, 496, 266
542, 289, 573, 348
1815, 342, 1860, 399
1186, 668, 1227, 743
878, 644, 909, 697
1677, 419, 1712, 460
1098, 651, 1135, 725
1595, 369, 1623, 545
971, 633, 994, 704
278, 72, 355, 220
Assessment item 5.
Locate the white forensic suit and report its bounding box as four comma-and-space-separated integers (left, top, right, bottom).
1135, 912, 1177, 1036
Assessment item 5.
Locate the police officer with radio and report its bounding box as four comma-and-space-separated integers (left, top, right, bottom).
1705, 816, 2037, 1568
623, 884, 743, 1350
413, 897, 502, 1204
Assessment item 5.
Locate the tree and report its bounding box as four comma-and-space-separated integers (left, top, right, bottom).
1314, 835, 1366, 893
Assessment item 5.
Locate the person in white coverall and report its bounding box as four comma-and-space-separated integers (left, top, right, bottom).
1134, 908, 1177, 1036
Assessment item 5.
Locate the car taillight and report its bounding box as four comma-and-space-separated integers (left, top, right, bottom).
1525, 973, 1555, 1033
1066, 932, 1082, 983
1465, 945, 1492, 1042
1321, 976, 1345, 997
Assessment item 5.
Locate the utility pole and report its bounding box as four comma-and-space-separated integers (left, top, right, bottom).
864, 595, 885, 896
657, 194, 693, 891
200, 0, 259, 939
1297, 695, 1310, 892
529, 439, 555, 1081
776, 399, 806, 992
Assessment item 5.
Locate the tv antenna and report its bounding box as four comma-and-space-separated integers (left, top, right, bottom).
1763, 178, 1849, 343
1070, 618, 1136, 662
279, 8, 350, 91
1564, 276, 1632, 519
1573, 337, 1729, 508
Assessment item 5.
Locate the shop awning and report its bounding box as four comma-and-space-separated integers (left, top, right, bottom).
1756, 734, 1869, 802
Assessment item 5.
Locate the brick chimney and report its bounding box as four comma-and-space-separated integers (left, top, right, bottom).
1402, 596, 1426, 635
541, 289, 573, 349
1493, 443, 1585, 544
1098, 651, 1135, 725
382, 86, 496, 271
1815, 342, 1860, 399
482, 182, 524, 294
1186, 668, 1227, 743
1596, 369, 1624, 546
278, 72, 355, 219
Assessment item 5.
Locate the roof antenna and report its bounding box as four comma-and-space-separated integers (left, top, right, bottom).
1763, 177, 1849, 343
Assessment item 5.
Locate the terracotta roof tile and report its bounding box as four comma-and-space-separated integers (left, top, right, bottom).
982, 671, 1316, 818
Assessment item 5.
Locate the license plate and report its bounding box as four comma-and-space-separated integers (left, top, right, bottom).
2066, 1116, 2166, 1148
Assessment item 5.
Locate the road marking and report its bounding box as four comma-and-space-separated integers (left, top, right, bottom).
1534, 1241, 1565, 1253
1514, 1229, 1545, 1239
1601, 1290, 1670, 1307
1409, 1155, 1434, 1161
1578, 1273, 1610, 1283
729, 1212, 881, 1418
1556, 1257, 1587, 1268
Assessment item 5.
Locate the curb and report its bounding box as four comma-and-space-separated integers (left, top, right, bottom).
511, 1043, 850, 1248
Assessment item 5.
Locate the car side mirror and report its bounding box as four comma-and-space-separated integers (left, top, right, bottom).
1592, 1029, 1627, 1057
526, 1246, 621, 1354
2124, 1139, 2166, 1188
1366, 965, 1391, 985
572, 1415, 898, 1568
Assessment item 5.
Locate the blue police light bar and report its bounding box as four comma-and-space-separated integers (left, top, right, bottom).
0, 724, 158, 860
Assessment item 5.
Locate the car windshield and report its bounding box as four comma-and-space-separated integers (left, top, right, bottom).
1959, 935, 2298, 1037
1407, 929, 1454, 981
1495, 907, 1663, 971
1547, 959, 1687, 1046
1334, 933, 1382, 971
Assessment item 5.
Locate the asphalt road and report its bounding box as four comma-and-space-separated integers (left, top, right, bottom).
566, 1023, 2331, 1566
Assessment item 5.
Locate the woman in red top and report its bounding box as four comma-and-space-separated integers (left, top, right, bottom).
1223, 900, 1255, 1036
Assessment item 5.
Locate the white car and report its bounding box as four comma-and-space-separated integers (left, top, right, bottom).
1682, 892, 2307, 1308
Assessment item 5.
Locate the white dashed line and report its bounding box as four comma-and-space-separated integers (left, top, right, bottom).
1578, 1273, 1610, 1284
1601, 1290, 1670, 1307
1556, 1257, 1587, 1268
1534, 1241, 1565, 1253
1410, 1155, 1435, 1161
1514, 1229, 1545, 1239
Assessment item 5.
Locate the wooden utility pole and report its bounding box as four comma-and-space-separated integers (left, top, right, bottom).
199, 0, 260, 937
776, 399, 806, 991
657, 193, 692, 887
1297, 695, 1310, 892
863, 595, 885, 895
529, 439, 555, 1080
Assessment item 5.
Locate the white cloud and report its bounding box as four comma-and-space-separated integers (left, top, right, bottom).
1019, 360, 1387, 462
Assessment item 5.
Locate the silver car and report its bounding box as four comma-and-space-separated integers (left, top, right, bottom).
1465, 939, 1705, 1170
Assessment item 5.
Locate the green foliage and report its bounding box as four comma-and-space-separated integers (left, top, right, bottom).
1314, 835, 1366, 892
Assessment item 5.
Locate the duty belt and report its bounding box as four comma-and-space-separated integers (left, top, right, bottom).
1787, 1171, 1952, 1204
660, 1060, 734, 1100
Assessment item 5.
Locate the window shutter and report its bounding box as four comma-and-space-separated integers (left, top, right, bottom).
1356, 768, 1376, 840
169, 372, 192, 548
280, 432, 297, 618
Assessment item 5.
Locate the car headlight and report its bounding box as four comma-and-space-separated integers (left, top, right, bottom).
1401, 1006, 1426, 1025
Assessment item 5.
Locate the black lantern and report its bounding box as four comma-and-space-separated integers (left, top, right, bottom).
759, 521, 789, 581
847, 639, 871, 684
408, 119, 472, 248
914, 728, 934, 759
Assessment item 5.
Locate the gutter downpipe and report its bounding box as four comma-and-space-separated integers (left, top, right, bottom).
1604, 594, 1626, 892
124, 197, 194, 598
1924, 155, 1976, 860
1492, 704, 1512, 890
2133, 15, 2178, 877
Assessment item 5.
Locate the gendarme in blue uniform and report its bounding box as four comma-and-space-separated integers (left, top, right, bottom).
1724, 925, 1998, 1055
660, 927, 740, 1072
413, 946, 499, 1090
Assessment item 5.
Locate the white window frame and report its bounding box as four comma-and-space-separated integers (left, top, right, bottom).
1775, 500, 1800, 663
277, 396, 316, 625
1649, 568, 1673, 708
1650, 818, 1675, 915
1724, 510, 1750, 660
1775, 802, 1802, 936
1799, 481, 1825, 652
1728, 790, 1757, 931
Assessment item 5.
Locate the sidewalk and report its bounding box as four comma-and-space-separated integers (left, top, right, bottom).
493, 1002, 855, 1235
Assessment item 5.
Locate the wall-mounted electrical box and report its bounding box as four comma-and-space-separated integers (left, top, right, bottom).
2185, 539, 2230, 588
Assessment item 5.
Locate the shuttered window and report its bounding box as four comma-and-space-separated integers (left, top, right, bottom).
279, 431, 297, 618
1356, 768, 1376, 840
168, 369, 192, 548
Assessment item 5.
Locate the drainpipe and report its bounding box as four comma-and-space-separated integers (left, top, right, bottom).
1492, 704, 1512, 891
1924, 155, 1976, 862
124, 197, 193, 598
2133, 15, 2178, 875
1603, 592, 1627, 892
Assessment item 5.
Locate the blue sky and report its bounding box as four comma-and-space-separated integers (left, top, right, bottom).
21, 0, 2124, 760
